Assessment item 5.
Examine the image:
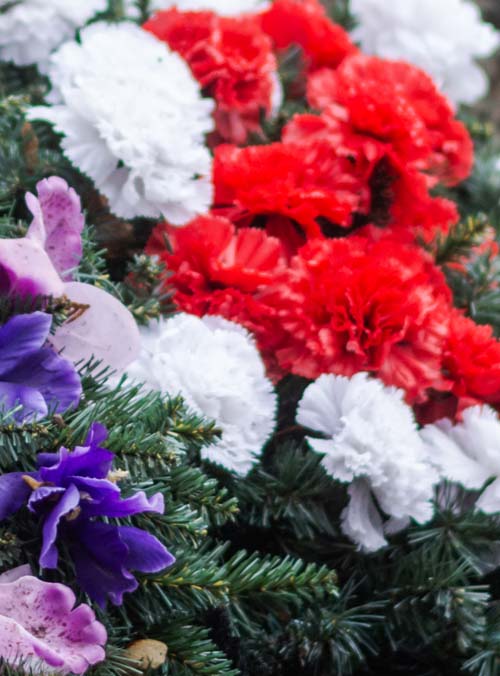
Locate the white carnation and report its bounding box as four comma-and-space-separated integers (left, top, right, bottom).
125, 313, 277, 476
28, 22, 214, 224
421, 406, 500, 514
350, 0, 500, 105
125, 0, 269, 17
296, 373, 438, 552
0, 0, 106, 69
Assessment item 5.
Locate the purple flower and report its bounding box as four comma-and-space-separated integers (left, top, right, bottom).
0, 312, 81, 422
0, 176, 140, 371
0, 424, 175, 607
0, 564, 106, 674
26, 176, 84, 281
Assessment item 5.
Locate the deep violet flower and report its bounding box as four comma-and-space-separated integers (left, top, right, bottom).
0, 176, 140, 371
0, 312, 81, 422
0, 564, 106, 675
0, 424, 175, 607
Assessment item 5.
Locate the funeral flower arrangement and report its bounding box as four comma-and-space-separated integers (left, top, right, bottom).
1, 0, 500, 674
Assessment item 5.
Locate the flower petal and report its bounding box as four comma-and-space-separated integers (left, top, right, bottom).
0, 312, 51, 377
0, 574, 106, 674
26, 176, 84, 281
341, 480, 387, 552
39, 438, 113, 483
69, 521, 138, 608
0, 238, 65, 298
476, 478, 500, 515
0, 565, 31, 584
118, 525, 175, 573
40, 483, 81, 569
0, 473, 32, 521
4, 348, 82, 416
75, 480, 165, 518
0, 381, 48, 422
50, 281, 141, 371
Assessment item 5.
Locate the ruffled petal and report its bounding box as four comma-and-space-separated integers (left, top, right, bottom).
118, 525, 176, 573
476, 478, 500, 515
69, 521, 138, 608
4, 348, 82, 415
40, 483, 81, 569
0, 312, 51, 377
341, 480, 387, 552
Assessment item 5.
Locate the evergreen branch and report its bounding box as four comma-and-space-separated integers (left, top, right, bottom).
159, 623, 239, 676
167, 465, 239, 528
463, 604, 500, 676
430, 214, 490, 264
235, 443, 341, 541
90, 646, 142, 676
283, 595, 385, 675
151, 546, 338, 628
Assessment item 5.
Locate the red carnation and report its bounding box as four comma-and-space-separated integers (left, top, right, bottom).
213, 141, 372, 238
283, 110, 459, 241
147, 215, 288, 378
444, 312, 500, 411
307, 56, 473, 186
260, 0, 357, 72
144, 9, 279, 144
261, 235, 453, 403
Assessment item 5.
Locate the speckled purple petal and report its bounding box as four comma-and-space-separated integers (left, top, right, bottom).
0, 573, 106, 674
50, 282, 141, 371
26, 177, 84, 282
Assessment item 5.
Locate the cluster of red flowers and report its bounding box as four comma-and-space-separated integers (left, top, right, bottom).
144, 8, 278, 144
146, 0, 500, 423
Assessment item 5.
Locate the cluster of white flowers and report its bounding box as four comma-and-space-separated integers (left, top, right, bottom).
296, 373, 439, 552
125, 0, 269, 17
126, 314, 277, 476
421, 406, 500, 515
28, 22, 214, 224
350, 0, 500, 105
0, 0, 106, 70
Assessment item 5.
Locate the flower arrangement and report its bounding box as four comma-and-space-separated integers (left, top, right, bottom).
1, 1, 500, 674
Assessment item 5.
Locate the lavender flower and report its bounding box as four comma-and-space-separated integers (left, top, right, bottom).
26, 176, 85, 281
0, 312, 81, 422
0, 177, 84, 297
0, 424, 175, 607
0, 565, 106, 675
0, 176, 140, 370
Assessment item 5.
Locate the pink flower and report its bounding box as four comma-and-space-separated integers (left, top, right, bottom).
0, 565, 106, 674
26, 176, 85, 281
0, 177, 140, 370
